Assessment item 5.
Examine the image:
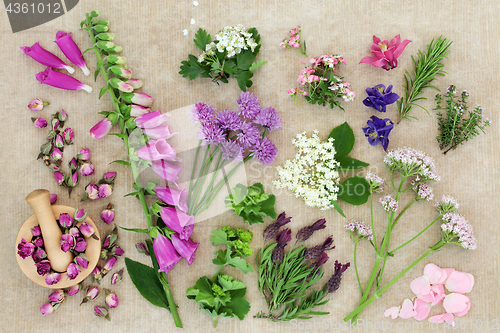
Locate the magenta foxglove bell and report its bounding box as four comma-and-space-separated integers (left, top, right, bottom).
151, 160, 182, 187
122, 92, 153, 107
134, 110, 170, 129
54, 31, 90, 76
36, 67, 92, 92
136, 139, 180, 162
171, 233, 199, 265
21, 42, 74, 74
152, 233, 182, 274
126, 78, 143, 89
90, 118, 112, 139
159, 206, 195, 240
142, 124, 176, 140
154, 186, 188, 213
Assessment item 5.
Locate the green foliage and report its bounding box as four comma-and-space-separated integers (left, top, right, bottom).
434, 86, 491, 154
337, 176, 370, 205
328, 122, 355, 159
225, 183, 277, 225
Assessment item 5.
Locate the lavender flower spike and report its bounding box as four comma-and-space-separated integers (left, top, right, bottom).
326, 260, 350, 293
296, 218, 327, 241
54, 31, 90, 76
263, 212, 292, 240
36, 67, 92, 93
21, 42, 74, 74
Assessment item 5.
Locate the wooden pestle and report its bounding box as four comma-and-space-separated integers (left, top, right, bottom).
25, 189, 74, 272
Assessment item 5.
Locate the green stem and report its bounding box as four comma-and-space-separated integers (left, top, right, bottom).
158, 272, 183, 328
391, 215, 443, 254
189, 145, 212, 215
369, 193, 378, 253
391, 198, 416, 228
354, 240, 363, 295
187, 140, 202, 209
193, 150, 224, 215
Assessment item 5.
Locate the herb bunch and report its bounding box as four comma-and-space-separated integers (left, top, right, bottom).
396, 36, 453, 123
179, 25, 266, 91
225, 183, 277, 225
187, 226, 253, 327
435, 85, 491, 154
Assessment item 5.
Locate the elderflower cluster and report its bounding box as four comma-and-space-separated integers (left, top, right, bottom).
441, 213, 476, 250
384, 147, 440, 181
345, 222, 374, 241
198, 24, 257, 62
273, 131, 340, 210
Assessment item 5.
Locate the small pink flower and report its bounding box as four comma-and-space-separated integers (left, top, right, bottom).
85, 183, 99, 200
398, 299, 415, 319
79, 222, 95, 238
429, 313, 455, 326
66, 284, 81, 296
28, 98, 48, 111
98, 184, 113, 198
384, 306, 400, 319
413, 298, 431, 321
45, 272, 61, 285
54, 171, 65, 185
80, 162, 95, 176
136, 139, 180, 162
130, 104, 151, 117
359, 35, 411, 71
66, 262, 81, 280
48, 289, 65, 303
445, 271, 474, 294
49, 194, 57, 204
78, 148, 91, 161
62, 128, 74, 145
100, 204, 115, 224
90, 118, 112, 139
105, 291, 119, 308
36, 67, 92, 92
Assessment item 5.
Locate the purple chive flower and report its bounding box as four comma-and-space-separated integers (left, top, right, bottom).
272, 228, 292, 264
363, 84, 399, 112
152, 233, 182, 274
49, 194, 57, 204
296, 219, 327, 242
66, 284, 81, 296
103, 256, 117, 273
100, 204, 115, 224
45, 272, 61, 285
94, 306, 110, 320
105, 290, 119, 308
84, 183, 99, 200
154, 186, 188, 213
151, 160, 182, 187
17, 238, 35, 259
33, 237, 44, 248
122, 92, 153, 107
171, 233, 199, 265
199, 122, 226, 145
250, 137, 278, 165
67, 263, 81, 280
191, 102, 216, 125
75, 254, 89, 269
48, 289, 65, 303
326, 260, 350, 293
74, 208, 87, 222
62, 127, 74, 145
220, 140, 244, 162
90, 118, 112, 139
237, 121, 261, 148
74, 237, 88, 252
80, 162, 95, 176
21, 42, 74, 74
237, 92, 261, 119
110, 270, 123, 285
31, 225, 41, 237
59, 213, 74, 228
28, 98, 48, 111
134, 110, 170, 129
54, 171, 65, 185
253, 106, 282, 131
60, 234, 74, 252
159, 206, 195, 240
33, 117, 48, 128
216, 110, 242, 132
36, 67, 92, 92
98, 184, 113, 199
362, 115, 394, 151
40, 303, 55, 315
36, 260, 51, 276
136, 139, 180, 162
130, 104, 150, 117
263, 212, 292, 240
33, 248, 47, 263
78, 148, 91, 161
54, 31, 90, 75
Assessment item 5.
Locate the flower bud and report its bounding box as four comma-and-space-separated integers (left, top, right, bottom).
122, 93, 153, 107
40, 141, 53, 155
73, 208, 87, 222
97, 32, 114, 41
31, 225, 41, 237
84, 183, 99, 200
108, 77, 133, 92
49, 194, 57, 204
54, 171, 65, 185
111, 269, 123, 285
66, 262, 81, 280
32, 117, 48, 128
53, 134, 64, 148
78, 148, 91, 161
51, 147, 63, 161
60, 234, 74, 252
102, 172, 117, 183
100, 203, 115, 224
28, 98, 48, 111
112, 246, 125, 256
68, 157, 78, 171
74, 237, 87, 252
58, 109, 68, 121
135, 242, 150, 255
51, 117, 60, 130
129, 104, 150, 117
69, 227, 81, 238
48, 289, 65, 303
94, 19, 108, 25
105, 290, 119, 308
90, 10, 100, 17
103, 233, 118, 249
67, 171, 79, 187
100, 249, 110, 260
59, 213, 74, 228
79, 222, 96, 238
80, 162, 95, 176
96, 40, 122, 53
93, 306, 110, 320
62, 127, 74, 145
40, 303, 55, 315
33, 248, 47, 263
17, 238, 35, 259
103, 256, 117, 273
110, 66, 132, 79
90, 118, 112, 139
46, 130, 56, 141
36, 260, 51, 276
75, 253, 89, 269
107, 112, 119, 125
92, 266, 103, 284
94, 25, 108, 33
98, 183, 113, 199
45, 272, 61, 285
66, 284, 81, 296
125, 78, 143, 89
107, 54, 126, 65
81, 286, 99, 305
33, 237, 44, 248
48, 164, 59, 172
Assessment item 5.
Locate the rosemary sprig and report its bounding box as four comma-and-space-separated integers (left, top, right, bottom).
396, 36, 453, 123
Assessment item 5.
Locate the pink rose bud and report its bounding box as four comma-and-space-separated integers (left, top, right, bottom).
54, 31, 90, 76
66, 284, 81, 296
100, 204, 115, 224
31, 225, 41, 237
33, 248, 47, 263
17, 238, 35, 259
69, 227, 81, 238
110, 269, 123, 285
84, 183, 99, 200
122, 92, 153, 107
40, 302, 55, 315
79, 222, 95, 238
60, 234, 74, 252
49, 194, 57, 204
58, 109, 68, 122
93, 306, 110, 320
92, 266, 103, 284
78, 148, 91, 161
135, 243, 150, 255
90, 118, 112, 139
112, 246, 124, 256
36, 67, 92, 93
32, 117, 48, 128
81, 286, 99, 305
51, 147, 63, 161
75, 253, 89, 269
48, 289, 65, 303
69, 157, 78, 171
103, 172, 117, 183
36, 260, 51, 276
105, 290, 119, 308
130, 104, 150, 117
21, 42, 74, 74
62, 128, 74, 145
45, 272, 61, 285
73, 208, 87, 222
103, 256, 117, 273
100, 249, 110, 260
51, 117, 60, 130
54, 171, 65, 185
28, 98, 49, 111
59, 213, 74, 228
40, 141, 53, 155
108, 78, 134, 93
74, 237, 87, 252
98, 184, 113, 199
67, 171, 79, 187
66, 263, 81, 280
125, 78, 143, 89
103, 232, 118, 249
54, 134, 64, 148
80, 162, 95, 176
33, 237, 44, 248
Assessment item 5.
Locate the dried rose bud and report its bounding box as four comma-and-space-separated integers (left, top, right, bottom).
67, 171, 79, 187
66, 284, 81, 296
60, 234, 74, 252
36, 260, 51, 276
80, 162, 95, 176
110, 269, 123, 285
111, 246, 124, 256
45, 272, 61, 285
103, 256, 117, 274
32, 117, 48, 128
74, 237, 87, 252
17, 238, 35, 259
33, 237, 44, 248
69, 227, 81, 238
79, 222, 95, 238
68, 157, 78, 171
58, 109, 68, 122
102, 172, 116, 183
33, 248, 47, 263
48, 289, 65, 303
51, 117, 60, 130
54, 134, 64, 148
66, 263, 81, 280
54, 171, 65, 185
28, 98, 49, 111
83, 183, 99, 200
48, 164, 59, 172
135, 242, 149, 255
40, 302, 55, 315
92, 266, 103, 284
94, 306, 110, 320
31, 225, 41, 237
73, 208, 87, 222
105, 290, 119, 308
58, 213, 74, 228
100, 249, 110, 260
98, 183, 113, 198
75, 253, 89, 269
51, 147, 63, 161
49, 194, 57, 204
81, 286, 99, 305
78, 148, 91, 161
103, 233, 118, 249
100, 203, 115, 224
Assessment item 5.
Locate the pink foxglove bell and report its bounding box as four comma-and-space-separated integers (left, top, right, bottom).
21, 42, 74, 74
54, 31, 90, 76
36, 67, 92, 92
159, 206, 195, 240
122, 92, 153, 107
90, 118, 112, 139
154, 186, 188, 213
171, 233, 199, 265
152, 233, 182, 274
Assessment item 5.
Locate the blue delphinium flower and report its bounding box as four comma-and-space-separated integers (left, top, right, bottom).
363, 115, 394, 151
363, 84, 399, 112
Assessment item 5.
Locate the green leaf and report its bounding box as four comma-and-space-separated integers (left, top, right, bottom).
192, 276, 216, 307
227, 256, 254, 274
124, 258, 170, 310
99, 86, 108, 99
249, 60, 267, 72
328, 122, 355, 159
120, 226, 148, 233
111, 159, 130, 166
212, 249, 228, 266
94, 68, 100, 81
336, 157, 369, 171
220, 296, 250, 321
236, 50, 257, 70
337, 176, 370, 206
210, 229, 229, 247
194, 28, 211, 51
179, 55, 202, 80
82, 47, 93, 54
218, 275, 246, 291
331, 200, 345, 217
248, 27, 261, 44
109, 133, 127, 139
236, 71, 253, 92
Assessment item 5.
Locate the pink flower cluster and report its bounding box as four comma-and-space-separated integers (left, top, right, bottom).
384, 148, 440, 181
441, 213, 476, 250
380, 195, 398, 212
435, 195, 459, 213
365, 172, 384, 192
280, 26, 302, 49
385, 263, 474, 326
414, 183, 434, 201
345, 222, 374, 241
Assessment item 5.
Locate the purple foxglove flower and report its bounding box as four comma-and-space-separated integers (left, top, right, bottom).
136, 139, 180, 162
75, 254, 89, 269
69, 227, 81, 238
126, 78, 143, 89
58, 109, 68, 122
134, 110, 170, 129
36, 67, 92, 92
215, 110, 242, 132
92, 266, 103, 284
28, 98, 49, 111
67, 171, 79, 187
73, 208, 87, 222
122, 92, 153, 107
48, 289, 65, 303
31, 225, 41, 237
51, 147, 63, 161
171, 233, 199, 265
135, 243, 149, 255
33, 237, 44, 248
59, 213, 74, 228
237, 91, 261, 119
362, 115, 394, 151
45, 272, 61, 285
97, 32, 115, 41
17, 238, 35, 259
80, 162, 95, 176
62, 127, 74, 145
21, 42, 74, 74
36, 260, 51, 276
110, 270, 123, 285
68, 157, 78, 171
54, 134, 64, 148
108, 77, 134, 92
96, 40, 122, 53
33, 117, 48, 128
103, 234, 118, 249
81, 286, 99, 304
74, 237, 87, 252
67, 263, 81, 280
142, 123, 176, 140
49, 194, 57, 204
130, 104, 150, 117
78, 148, 91, 161
152, 233, 182, 274
154, 186, 188, 213
66, 284, 81, 296
112, 246, 125, 256
151, 160, 182, 187
98, 184, 113, 199
159, 207, 195, 240
253, 106, 282, 131
84, 183, 99, 200
40, 303, 55, 315
54, 31, 90, 76
60, 234, 74, 252
250, 137, 278, 165
103, 172, 117, 183
105, 290, 119, 308
94, 306, 110, 320
103, 256, 117, 273
110, 66, 132, 79
54, 171, 65, 185
100, 205, 115, 224
33, 248, 47, 263
90, 118, 112, 139
363, 84, 399, 112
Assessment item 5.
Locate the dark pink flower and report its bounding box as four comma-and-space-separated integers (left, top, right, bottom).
59, 213, 74, 228
105, 291, 119, 308
31, 225, 41, 237
48, 289, 65, 303
49, 194, 57, 204
360, 35, 411, 71
21, 42, 74, 73
152, 233, 182, 274
40, 303, 55, 315
85, 183, 99, 200
98, 184, 113, 198
36, 67, 92, 92
159, 207, 195, 240
33, 117, 48, 128
80, 162, 95, 176
33, 248, 47, 263
155, 186, 188, 213
134, 110, 170, 129
54, 31, 90, 76
136, 139, 180, 162
171, 233, 199, 265
90, 118, 112, 139
151, 160, 182, 187
67, 262, 81, 280
66, 284, 81, 296
62, 127, 74, 145
17, 238, 35, 259
77, 148, 91, 161
60, 234, 74, 252
45, 272, 61, 285
36, 259, 51, 276
75, 254, 89, 269
74, 237, 87, 252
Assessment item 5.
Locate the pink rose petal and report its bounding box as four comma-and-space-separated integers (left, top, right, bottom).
453, 296, 471, 317
414, 298, 432, 321
429, 313, 455, 326
424, 263, 447, 284
445, 271, 471, 294
399, 299, 416, 319
464, 273, 474, 293
442, 268, 456, 281
410, 276, 431, 296
443, 293, 469, 314
384, 306, 400, 319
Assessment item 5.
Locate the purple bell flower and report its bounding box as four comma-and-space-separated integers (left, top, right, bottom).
152, 233, 182, 274
362, 115, 394, 151
159, 206, 195, 240
21, 42, 74, 73
54, 31, 90, 76
36, 67, 92, 92
151, 160, 182, 187
363, 84, 399, 112
171, 233, 199, 265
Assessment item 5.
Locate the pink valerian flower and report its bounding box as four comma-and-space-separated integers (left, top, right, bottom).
32, 117, 48, 128
136, 139, 180, 162
279, 26, 307, 56
154, 186, 189, 213
435, 195, 459, 213
159, 206, 195, 240
90, 118, 112, 139
414, 183, 434, 201
28, 98, 49, 111
384, 147, 440, 181
17, 238, 35, 259
54, 31, 90, 76
345, 222, 374, 241
379, 195, 398, 212
152, 233, 182, 274
171, 233, 199, 265
287, 87, 306, 96
359, 35, 411, 71
365, 172, 384, 192
36, 67, 92, 92
441, 213, 476, 250
21, 42, 74, 73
